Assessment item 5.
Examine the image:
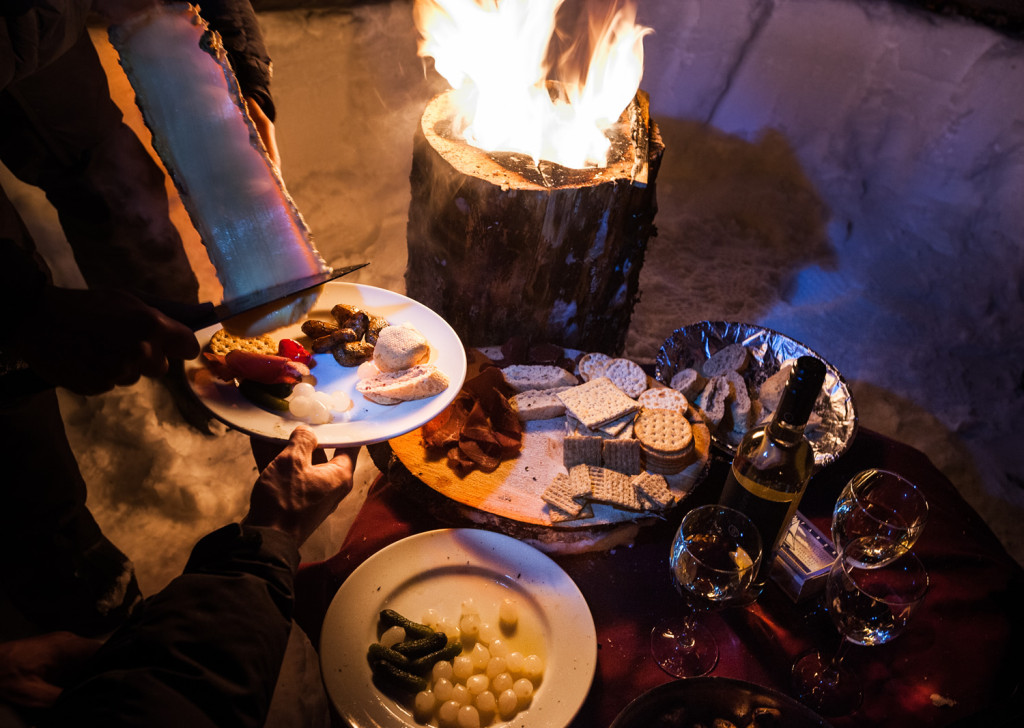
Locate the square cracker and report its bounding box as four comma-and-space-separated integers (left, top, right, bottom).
563, 434, 603, 469
541, 473, 586, 515
587, 466, 642, 511
548, 501, 594, 523
557, 377, 639, 429
567, 464, 593, 501
632, 471, 675, 510
602, 437, 643, 475
597, 412, 635, 438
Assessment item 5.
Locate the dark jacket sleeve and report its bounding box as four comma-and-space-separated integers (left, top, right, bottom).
195, 0, 276, 121
47, 524, 300, 728
0, 0, 91, 91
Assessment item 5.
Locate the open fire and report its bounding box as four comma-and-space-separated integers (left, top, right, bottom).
413, 0, 651, 169
405, 0, 663, 354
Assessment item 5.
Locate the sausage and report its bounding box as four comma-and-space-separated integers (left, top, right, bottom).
301, 319, 339, 339
332, 341, 375, 367
365, 315, 389, 345
311, 327, 359, 353
331, 303, 363, 326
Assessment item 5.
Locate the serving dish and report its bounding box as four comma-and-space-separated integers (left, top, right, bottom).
655, 321, 857, 468
185, 282, 467, 447
319, 528, 597, 727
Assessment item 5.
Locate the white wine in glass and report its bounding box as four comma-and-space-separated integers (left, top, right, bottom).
791, 537, 928, 716
832, 469, 928, 568
651, 505, 762, 678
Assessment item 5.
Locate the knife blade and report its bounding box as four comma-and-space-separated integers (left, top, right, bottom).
144, 262, 369, 331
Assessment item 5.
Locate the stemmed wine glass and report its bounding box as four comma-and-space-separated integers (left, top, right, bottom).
651, 504, 763, 678
791, 537, 929, 715
831, 469, 928, 568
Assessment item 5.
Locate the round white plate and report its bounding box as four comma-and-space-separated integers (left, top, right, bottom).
319, 528, 597, 727
185, 282, 467, 447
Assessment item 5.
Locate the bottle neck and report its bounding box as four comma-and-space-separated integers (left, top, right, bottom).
765, 416, 808, 447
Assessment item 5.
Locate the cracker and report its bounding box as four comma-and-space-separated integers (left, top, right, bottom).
576, 352, 612, 382
207, 328, 277, 356
548, 501, 594, 523
557, 377, 639, 429
602, 437, 643, 475
634, 407, 693, 455
587, 466, 642, 511
541, 473, 586, 516
637, 387, 689, 414
563, 434, 604, 469
567, 464, 594, 501
603, 358, 648, 398
597, 412, 636, 438
632, 472, 675, 510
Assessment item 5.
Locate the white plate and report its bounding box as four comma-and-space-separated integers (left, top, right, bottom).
319, 529, 597, 727
185, 282, 467, 447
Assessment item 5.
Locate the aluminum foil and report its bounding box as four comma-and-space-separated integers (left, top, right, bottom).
655, 321, 857, 470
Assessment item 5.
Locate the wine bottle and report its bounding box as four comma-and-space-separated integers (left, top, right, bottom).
717, 355, 827, 592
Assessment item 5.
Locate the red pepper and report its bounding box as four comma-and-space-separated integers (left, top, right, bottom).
278, 338, 314, 366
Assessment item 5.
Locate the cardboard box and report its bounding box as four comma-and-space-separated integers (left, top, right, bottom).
770, 511, 838, 602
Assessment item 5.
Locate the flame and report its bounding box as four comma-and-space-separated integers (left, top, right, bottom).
414, 0, 651, 169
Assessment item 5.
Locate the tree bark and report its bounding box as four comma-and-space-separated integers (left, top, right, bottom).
405, 89, 664, 355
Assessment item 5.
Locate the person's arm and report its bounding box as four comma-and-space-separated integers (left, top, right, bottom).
193, 0, 280, 167
44, 427, 356, 727
47, 524, 299, 728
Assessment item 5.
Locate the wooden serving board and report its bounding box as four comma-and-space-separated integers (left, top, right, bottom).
389, 349, 712, 533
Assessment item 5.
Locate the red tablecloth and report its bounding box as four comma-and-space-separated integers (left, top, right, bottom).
295, 429, 1024, 727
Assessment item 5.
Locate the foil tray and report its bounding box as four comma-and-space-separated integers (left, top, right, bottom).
655, 321, 857, 470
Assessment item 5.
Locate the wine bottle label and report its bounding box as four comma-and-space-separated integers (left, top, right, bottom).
719, 468, 803, 583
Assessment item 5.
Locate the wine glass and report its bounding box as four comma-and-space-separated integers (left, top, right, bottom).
791, 537, 929, 715
651, 505, 763, 678
832, 469, 928, 568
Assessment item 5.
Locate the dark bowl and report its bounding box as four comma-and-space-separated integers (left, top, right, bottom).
609, 677, 834, 728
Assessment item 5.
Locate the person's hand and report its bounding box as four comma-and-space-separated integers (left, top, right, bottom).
0, 632, 103, 709
246, 97, 281, 171
16, 287, 200, 395
243, 425, 358, 547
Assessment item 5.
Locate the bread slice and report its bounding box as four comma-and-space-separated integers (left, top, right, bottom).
723, 370, 753, 434
356, 363, 449, 404
700, 343, 749, 378
501, 364, 578, 393
511, 388, 567, 421
669, 367, 707, 400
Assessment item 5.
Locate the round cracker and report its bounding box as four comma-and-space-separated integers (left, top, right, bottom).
577, 352, 611, 382
604, 358, 647, 398
207, 328, 277, 356
634, 407, 693, 455
637, 387, 689, 414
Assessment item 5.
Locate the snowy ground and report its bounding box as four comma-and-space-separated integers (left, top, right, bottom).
3, 0, 1022, 603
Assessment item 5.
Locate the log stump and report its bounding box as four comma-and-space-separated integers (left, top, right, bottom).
405, 89, 664, 355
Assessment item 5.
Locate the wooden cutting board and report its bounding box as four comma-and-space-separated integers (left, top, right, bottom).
389, 349, 712, 531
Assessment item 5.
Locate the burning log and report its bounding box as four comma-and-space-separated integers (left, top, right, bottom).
406, 89, 663, 355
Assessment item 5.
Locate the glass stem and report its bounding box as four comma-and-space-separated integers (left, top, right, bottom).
823, 638, 853, 685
